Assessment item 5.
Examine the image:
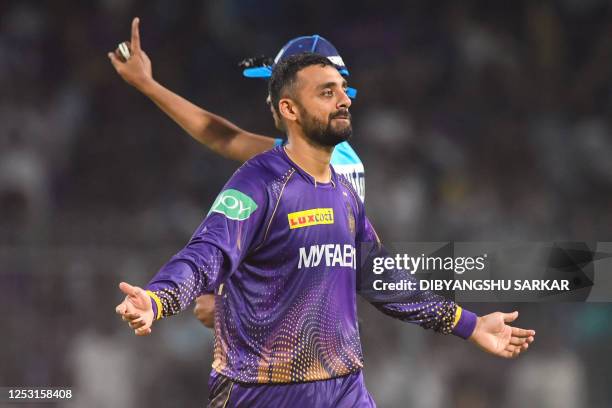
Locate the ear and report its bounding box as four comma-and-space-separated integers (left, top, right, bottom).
279, 98, 299, 123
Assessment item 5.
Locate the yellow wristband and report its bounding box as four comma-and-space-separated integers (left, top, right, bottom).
146, 290, 163, 320
453, 306, 463, 328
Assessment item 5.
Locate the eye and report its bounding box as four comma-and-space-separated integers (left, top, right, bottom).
322, 89, 333, 97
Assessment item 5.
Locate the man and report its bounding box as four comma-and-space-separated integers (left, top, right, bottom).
108, 18, 364, 329
115, 51, 535, 407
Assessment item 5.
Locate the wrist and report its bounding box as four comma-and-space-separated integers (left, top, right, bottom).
468, 316, 482, 342
138, 76, 158, 96
146, 290, 163, 320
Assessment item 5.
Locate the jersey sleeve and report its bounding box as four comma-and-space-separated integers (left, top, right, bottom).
355, 209, 477, 339
145, 166, 268, 320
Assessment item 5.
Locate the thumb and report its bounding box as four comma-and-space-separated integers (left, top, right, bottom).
119, 282, 139, 297
502, 311, 519, 323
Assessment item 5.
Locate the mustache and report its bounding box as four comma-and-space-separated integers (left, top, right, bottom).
329, 109, 351, 120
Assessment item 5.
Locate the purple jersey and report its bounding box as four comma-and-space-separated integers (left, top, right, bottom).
145, 146, 476, 384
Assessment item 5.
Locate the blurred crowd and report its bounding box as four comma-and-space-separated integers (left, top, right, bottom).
1, 0, 612, 407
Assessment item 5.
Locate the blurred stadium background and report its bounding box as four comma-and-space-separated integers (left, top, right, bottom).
2, 0, 612, 407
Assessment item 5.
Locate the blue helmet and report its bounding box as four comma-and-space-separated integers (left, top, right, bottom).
240, 35, 357, 99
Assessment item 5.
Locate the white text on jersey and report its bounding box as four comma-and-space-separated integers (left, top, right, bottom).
298, 244, 356, 269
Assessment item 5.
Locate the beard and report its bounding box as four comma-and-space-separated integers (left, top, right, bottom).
300, 108, 352, 148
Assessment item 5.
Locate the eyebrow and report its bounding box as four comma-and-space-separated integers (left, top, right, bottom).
317, 80, 348, 90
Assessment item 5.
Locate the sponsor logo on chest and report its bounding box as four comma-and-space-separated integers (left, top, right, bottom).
298, 244, 356, 269
288, 208, 334, 229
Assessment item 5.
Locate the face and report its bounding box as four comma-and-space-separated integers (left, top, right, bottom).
280, 65, 352, 147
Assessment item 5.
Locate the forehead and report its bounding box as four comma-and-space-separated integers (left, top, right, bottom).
295, 65, 345, 90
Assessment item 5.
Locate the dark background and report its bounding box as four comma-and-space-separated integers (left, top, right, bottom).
1, 0, 612, 406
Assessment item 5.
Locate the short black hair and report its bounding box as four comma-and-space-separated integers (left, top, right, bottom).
268, 52, 334, 118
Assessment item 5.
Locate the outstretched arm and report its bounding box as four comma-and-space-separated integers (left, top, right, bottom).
108, 17, 275, 162
115, 236, 225, 336
115, 171, 268, 335
355, 210, 536, 358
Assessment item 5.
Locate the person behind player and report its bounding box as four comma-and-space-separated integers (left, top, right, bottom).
108, 18, 364, 329
115, 51, 535, 407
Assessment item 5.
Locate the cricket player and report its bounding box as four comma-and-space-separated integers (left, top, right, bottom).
114, 49, 535, 407
108, 18, 364, 329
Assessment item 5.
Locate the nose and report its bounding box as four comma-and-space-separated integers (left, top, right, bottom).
338, 88, 352, 109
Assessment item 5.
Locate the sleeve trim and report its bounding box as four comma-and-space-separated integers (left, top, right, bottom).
452, 307, 478, 339
146, 290, 163, 320
453, 306, 463, 328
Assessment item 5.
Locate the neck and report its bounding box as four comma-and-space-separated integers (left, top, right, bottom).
285, 129, 333, 183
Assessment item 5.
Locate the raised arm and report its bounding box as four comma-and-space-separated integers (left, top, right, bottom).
108, 17, 275, 162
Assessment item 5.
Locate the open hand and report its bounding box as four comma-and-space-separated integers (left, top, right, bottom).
115, 282, 155, 336
469, 311, 535, 358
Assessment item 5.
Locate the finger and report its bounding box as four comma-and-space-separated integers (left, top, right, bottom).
130, 285, 145, 299
502, 311, 519, 323
131, 17, 141, 52
509, 336, 527, 346
129, 319, 146, 329
520, 342, 529, 351
119, 282, 145, 299
135, 327, 151, 336
119, 281, 137, 296
115, 302, 127, 315
504, 344, 518, 353
527, 336, 534, 343
135, 320, 152, 336
511, 326, 536, 338
125, 313, 141, 321
108, 52, 121, 70
500, 350, 515, 359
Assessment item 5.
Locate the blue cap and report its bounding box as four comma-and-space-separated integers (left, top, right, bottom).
242, 35, 357, 99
